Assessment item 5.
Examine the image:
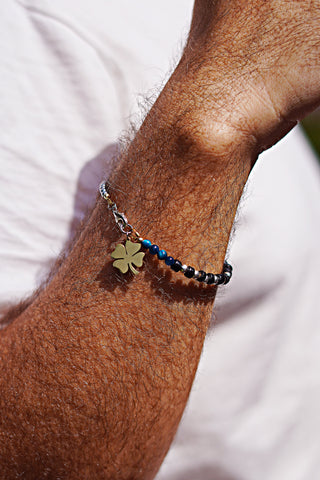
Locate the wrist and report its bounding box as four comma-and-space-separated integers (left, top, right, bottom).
157, 67, 259, 162
103, 121, 253, 282
134, 73, 257, 168
171, 54, 297, 156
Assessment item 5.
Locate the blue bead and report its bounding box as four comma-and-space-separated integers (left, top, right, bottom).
157, 249, 167, 260
142, 239, 152, 249
149, 244, 159, 255
165, 256, 174, 266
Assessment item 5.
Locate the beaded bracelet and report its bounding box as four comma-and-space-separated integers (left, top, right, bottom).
99, 181, 233, 286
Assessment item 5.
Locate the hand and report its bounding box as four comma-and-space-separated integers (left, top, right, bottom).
180, 0, 320, 150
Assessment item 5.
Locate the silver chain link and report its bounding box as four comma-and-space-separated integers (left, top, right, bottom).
111, 205, 133, 237
99, 182, 134, 238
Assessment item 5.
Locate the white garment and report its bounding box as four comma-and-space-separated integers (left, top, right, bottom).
1, 2, 320, 479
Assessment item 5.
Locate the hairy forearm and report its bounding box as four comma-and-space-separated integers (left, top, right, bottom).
0, 66, 253, 478
1, 0, 320, 477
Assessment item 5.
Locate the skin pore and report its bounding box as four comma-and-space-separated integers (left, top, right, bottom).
0, 0, 319, 478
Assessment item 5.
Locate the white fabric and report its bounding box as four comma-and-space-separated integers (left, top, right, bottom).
1, 2, 320, 479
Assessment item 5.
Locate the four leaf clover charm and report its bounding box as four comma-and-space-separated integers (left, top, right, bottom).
111, 240, 145, 275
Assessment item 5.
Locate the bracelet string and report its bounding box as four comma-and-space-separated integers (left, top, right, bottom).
99, 181, 233, 285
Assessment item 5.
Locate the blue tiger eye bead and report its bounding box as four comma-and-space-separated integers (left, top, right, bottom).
149, 244, 160, 255
157, 249, 167, 260
142, 239, 152, 249
165, 256, 174, 266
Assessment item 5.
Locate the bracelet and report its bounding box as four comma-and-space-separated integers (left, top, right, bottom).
99, 181, 233, 286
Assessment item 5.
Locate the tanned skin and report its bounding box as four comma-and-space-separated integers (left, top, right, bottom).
0, 1, 319, 478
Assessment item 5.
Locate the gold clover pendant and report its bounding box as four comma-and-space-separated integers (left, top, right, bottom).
111, 240, 145, 275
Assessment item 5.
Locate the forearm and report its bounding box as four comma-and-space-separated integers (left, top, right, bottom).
1, 0, 320, 476
0, 64, 253, 479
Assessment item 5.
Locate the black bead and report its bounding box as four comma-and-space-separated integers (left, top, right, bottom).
223, 272, 231, 284
171, 259, 182, 272
216, 274, 225, 285
223, 262, 233, 273
196, 270, 207, 282
184, 266, 195, 278
206, 273, 216, 285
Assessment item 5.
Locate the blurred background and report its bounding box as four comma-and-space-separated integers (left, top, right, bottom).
302, 109, 320, 159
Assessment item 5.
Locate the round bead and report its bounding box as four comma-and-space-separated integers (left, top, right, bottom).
171, 259, 182, 272
215, 274, 225, 285
193, 270, 200, 279
142, 239, 152, 249
184, 266, 195, 278
223, 272, 231, 285
223, 271, 232, 284
206, 273, 216, 285
181, 264, 188, 273
165, 256, 175, 266
157, 249, 167, 260
196, 270, 207, 282
205, 273, 215, 284
223, 262, 233, 273
149, 244, 160, 255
